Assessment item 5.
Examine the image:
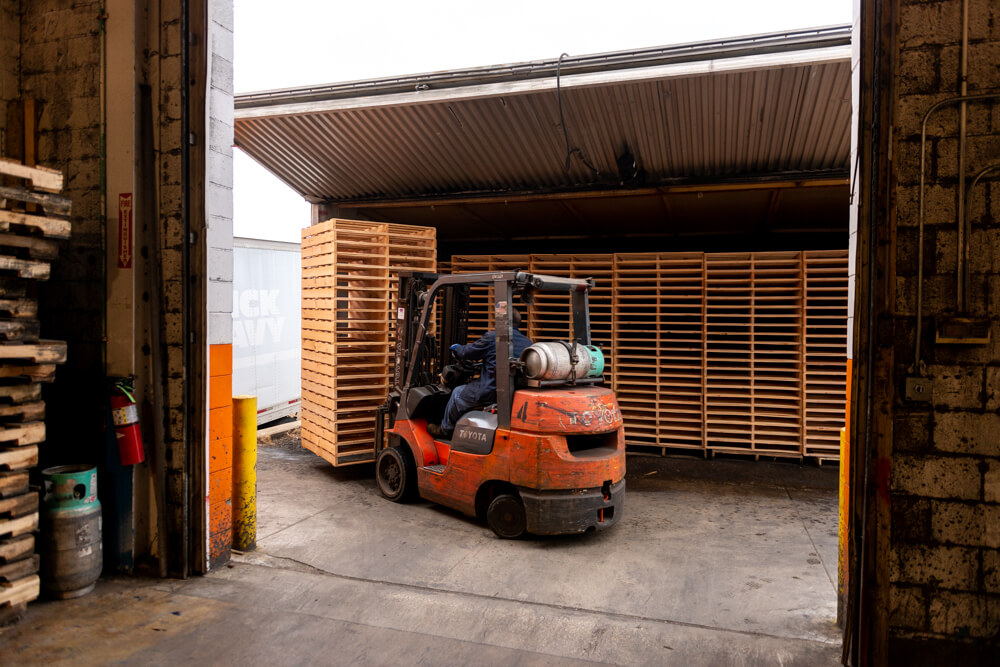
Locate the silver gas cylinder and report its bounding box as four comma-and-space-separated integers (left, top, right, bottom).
520, 342, 605, 382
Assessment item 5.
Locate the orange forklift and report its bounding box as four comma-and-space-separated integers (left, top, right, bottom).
374, 270, 625, 538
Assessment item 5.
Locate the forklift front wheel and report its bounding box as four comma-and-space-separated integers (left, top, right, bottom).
487, 494, 527, 539
376, 446, 415, 502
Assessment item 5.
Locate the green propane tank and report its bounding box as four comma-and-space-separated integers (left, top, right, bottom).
520, 342, 605, 382
39, 465, 103, 599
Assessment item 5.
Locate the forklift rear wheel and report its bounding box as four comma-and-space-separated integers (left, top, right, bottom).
376, 446, 415, 502
487, 494, 526, 539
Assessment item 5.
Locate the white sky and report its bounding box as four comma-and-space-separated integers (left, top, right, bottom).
233, 0, 853, 243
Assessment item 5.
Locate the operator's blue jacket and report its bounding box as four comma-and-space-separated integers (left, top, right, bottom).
451, 328, 532, 404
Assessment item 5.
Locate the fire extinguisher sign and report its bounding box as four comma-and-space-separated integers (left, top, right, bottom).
118, 193, 133, 269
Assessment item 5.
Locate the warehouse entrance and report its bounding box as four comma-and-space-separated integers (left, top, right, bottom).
236, 26, 852, 650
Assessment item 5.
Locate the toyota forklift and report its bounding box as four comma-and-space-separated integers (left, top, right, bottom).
373, 270, 625, 538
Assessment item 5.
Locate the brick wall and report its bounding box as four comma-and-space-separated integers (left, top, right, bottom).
20, 2, 106, 472
888, 0, 1000, 653
156, 0, 192, 576
0, 0, 18, 151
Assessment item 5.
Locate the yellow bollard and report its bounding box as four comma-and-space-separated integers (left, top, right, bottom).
232, 395, 257, 551
838, 426, 849, 621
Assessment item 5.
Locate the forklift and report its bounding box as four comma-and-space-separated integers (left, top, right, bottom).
374, 270, 625, 538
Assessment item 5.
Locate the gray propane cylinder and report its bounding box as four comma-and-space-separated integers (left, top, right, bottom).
39, 464, 103, 599
520, 342, 605, 382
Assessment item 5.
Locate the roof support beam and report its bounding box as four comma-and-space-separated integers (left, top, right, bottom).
329, 176, 848, 210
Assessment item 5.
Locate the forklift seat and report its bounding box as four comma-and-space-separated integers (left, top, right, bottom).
404, 384, 451, 422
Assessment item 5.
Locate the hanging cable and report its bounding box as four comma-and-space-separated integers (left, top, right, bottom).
556, 53, 599, 177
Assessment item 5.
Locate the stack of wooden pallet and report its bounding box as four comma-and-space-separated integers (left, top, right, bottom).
451, 250, 849, 462
803, 250, 850, 459
0, 157, 70, 623
300, 219, 434, 466
302, 238, 848, 465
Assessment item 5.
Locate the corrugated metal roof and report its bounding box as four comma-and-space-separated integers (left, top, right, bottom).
235, 26, 851, 205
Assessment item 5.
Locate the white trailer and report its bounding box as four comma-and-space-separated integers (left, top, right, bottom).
232, 237, 301, 424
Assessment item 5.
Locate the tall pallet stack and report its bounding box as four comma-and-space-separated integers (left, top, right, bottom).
610, 253, 664, 445
307, 242, 848, 464
300, 220, 434, 466
0, 157, 70, 623
802, 250, 850, 459
451, 250, 848, 462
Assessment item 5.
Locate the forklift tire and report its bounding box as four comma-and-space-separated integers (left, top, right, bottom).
487, 494, 527, 539
376, 445, 416, 502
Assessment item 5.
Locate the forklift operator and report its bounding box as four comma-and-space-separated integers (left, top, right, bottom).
429, 309, 532, 438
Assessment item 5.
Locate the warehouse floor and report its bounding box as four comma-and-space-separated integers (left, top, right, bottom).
1, 439, 842, 665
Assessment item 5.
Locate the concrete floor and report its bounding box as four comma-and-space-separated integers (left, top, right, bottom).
1, 437, 842, 665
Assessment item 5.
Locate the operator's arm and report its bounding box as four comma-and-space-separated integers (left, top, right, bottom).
450, 332, 494, 362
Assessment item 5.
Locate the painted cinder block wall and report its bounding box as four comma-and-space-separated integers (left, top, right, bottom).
206, 0, 235, 568
884, 0, 1000, 656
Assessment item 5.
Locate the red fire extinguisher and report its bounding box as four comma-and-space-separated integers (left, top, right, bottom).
110, 379, 145, 465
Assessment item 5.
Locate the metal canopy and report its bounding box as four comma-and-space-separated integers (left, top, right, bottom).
234, 26, 852, 207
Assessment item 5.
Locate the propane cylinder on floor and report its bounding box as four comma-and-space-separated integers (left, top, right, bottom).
520, 341, 605, 382
39, 465, 103, 599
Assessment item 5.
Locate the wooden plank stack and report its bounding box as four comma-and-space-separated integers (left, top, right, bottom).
300, 220, 434, 466
0, 157, 71, 623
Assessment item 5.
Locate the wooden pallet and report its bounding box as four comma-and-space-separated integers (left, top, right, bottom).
803, 250, 849, 459
0, 383, 41, 404
0, 554, 39, 584
611, 254, 662, 447
0, 574, 39, 625
0, 364, 55, 382
0, 340, 66, 363
0, 511, 37, 538
0, 492, 36, 520
0, 471, 28, 497
0, 445, 37, 471
0, 401, 44, 421
654, 253, 707, 452
0, 158, 63, 192
0, 422, 44, 446
0, 534, 34, 564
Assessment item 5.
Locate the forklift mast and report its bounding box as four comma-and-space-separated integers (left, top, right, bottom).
392, 271, 469, 393
377, 270, 595, 453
